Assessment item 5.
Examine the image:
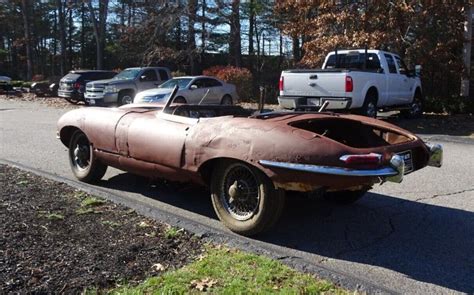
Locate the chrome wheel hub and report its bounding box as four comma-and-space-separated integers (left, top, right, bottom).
221, 165, 260, 221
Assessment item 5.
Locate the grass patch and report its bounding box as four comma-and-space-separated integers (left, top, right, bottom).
81, 196, 106, 207
164, 226, 183, 239
112, 246, 346, 294
101, 220, 121, 228
38, 211, 64, 221
76, 208, 100, 215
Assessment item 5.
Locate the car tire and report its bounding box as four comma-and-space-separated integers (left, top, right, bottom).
173, 96, 187, 104
210, 160, 285, 236
65, 97, 81, 105
118, 92, 134, 106
68, 130, 107, 183
401, 93, 423, 119
323, 189, 368, 205
359, 91, 378, 118
221, 95, 233, 105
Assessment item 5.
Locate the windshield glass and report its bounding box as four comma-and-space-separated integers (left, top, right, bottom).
159, 78, 193, 89
112, 69, 141, 80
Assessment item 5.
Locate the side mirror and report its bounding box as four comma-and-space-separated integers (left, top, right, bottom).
140, 75, 147, 81
190, 84, 198, 90
377, 68, 384, 74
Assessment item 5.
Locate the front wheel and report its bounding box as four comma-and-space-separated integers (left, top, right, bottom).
118, 92, 134, 106
401, 95, 423, 119
68, 130, 107, 183
210, 160, 285, 236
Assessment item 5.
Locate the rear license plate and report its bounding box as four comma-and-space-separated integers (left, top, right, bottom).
307, 98, 320, 106
88, 99, 95, 105
397, 150, 414, 174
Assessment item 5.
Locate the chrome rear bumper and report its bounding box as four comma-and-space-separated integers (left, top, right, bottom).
259, 154, 405, 184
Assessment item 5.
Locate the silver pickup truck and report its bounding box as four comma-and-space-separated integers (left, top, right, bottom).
278, 49, 423, 118
85, 67, 171, 106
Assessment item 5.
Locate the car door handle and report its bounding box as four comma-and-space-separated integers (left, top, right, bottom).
403, 79, 408, 82
308, 83, 317, 87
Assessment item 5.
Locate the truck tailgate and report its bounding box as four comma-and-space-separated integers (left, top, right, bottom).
281, 71, 347, 98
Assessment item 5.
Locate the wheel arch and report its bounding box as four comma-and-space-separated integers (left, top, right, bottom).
59, 126, 82, 147
365, 86, 379, 105
198, 157, 265, 186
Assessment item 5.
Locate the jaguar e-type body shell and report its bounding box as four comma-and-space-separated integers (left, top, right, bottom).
58, 103, 439, 192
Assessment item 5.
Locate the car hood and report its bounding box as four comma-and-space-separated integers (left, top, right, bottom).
134, 88, 177, 103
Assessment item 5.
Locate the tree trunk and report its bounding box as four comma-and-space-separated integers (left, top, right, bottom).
87, 0, 108, 70
21, 0, 33, 80
248, 0, 255, 56
188, 0, 198, 74
56, 0, 66, 75
201, 0, 206, 53
68, 8, 73, 70
80, 2, 85, 68
229, 0, 241, 67
292, 35, 300, 62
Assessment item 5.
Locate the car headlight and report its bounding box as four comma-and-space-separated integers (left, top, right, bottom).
104, 85, 118, 93
139, 94, 167, 102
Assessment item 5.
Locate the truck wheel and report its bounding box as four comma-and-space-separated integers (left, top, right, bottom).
118, 92, 134, 106
401, 94, 423, 119
323, 189, 368, 205
210, 160, 285, 236
360, 91, 378, 118
68, 130, 107, 183
220, 95, 233, 105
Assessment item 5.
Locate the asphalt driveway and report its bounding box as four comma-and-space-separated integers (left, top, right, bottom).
1, 99, 473, 294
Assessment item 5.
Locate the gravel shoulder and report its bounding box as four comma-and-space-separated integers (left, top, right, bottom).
0, 164, 203, 293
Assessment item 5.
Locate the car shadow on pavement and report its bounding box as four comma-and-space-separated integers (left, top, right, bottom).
261, 192, 474, 293
98, 173, 473, 293
383, 114, 474, 137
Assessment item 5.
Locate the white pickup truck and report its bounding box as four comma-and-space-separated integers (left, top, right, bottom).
278, 49, 423, 118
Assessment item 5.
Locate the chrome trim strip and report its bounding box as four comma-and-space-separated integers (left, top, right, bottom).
258, 159, 398, 177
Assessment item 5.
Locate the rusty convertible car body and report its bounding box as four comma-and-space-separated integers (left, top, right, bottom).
57, 89, 443, 236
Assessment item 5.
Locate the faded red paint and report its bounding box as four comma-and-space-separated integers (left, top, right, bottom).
58, 104, 430, 192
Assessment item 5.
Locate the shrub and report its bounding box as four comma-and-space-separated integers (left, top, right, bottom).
171, 70, 186, 77
32, 74, 45, 82
11, 80, 24, 87
203, 66, 253, 101
424, 96, 474, 115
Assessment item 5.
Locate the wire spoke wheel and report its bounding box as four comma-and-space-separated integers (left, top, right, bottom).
220, 164, 260, 221
211, 160, 285, 236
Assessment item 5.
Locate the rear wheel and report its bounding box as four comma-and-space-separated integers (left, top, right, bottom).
323, 189, 368, 205
68, 130, 107, 183
220, 95, 233, 105
210, 160, 285, 236
118, 92, 134, 106
359, 91, 378, 118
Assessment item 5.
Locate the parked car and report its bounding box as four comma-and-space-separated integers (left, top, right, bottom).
57, 88, 443, 236
278, 49, 423, 118
85, 67, 171, 106
31, 81, 59, 97
0, 76, 13, 94
134, 76, 239, 105
58, 70, 117, 104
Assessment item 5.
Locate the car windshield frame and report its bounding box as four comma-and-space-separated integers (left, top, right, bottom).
158, 78, 193, 89
112, 69, 141, 80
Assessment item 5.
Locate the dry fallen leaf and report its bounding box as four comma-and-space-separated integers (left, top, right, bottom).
190, 278, 218, 291
151, 263, 166, 272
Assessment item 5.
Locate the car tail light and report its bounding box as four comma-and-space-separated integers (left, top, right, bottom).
279, 76, 284, 91
345, 76, 353, 92
340, 153, 382, 166
73, 82, 81, 89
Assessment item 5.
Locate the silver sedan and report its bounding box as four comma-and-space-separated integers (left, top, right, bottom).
133, 76, 239, 105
